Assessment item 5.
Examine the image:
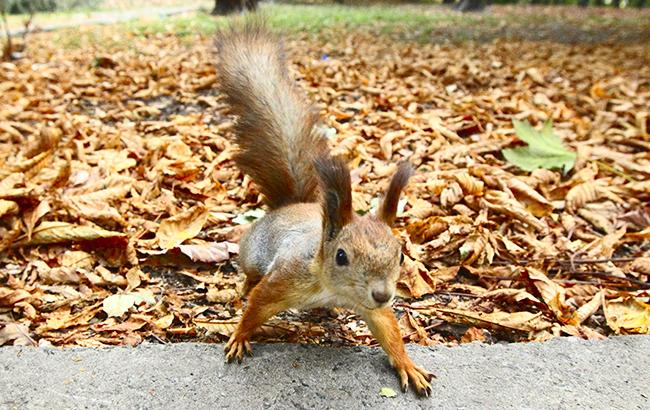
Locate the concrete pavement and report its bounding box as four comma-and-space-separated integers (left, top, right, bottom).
1, 336, 648, 409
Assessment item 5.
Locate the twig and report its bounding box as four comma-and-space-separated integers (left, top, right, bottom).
401, 322, 444, 341
552, 279, 604, 286
565, 270, 650, 289
595, 160, 635, 183
492, 257, 639, 266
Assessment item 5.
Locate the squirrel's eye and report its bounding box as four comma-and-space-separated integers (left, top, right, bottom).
400, 252, 405, 265
335, 249, 349, 266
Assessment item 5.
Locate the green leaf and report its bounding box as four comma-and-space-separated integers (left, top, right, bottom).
232, 208, 266, 225
379, 387, 397, 398
502, 120, 576, 174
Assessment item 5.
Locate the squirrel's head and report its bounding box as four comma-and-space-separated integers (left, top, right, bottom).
314, 157, 412, 310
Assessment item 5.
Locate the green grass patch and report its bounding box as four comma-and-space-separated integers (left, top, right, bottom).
25, 2, 650, 50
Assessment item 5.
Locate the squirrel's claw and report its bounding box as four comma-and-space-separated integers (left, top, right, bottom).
395, 362, 434, 398
224, 333, 253, 363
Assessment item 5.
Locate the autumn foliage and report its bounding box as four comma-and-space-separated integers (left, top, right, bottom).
0, 18, 649, 347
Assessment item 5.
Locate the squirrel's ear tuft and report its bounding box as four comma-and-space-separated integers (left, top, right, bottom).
313, 155, 353, 240
377, 162, 413, 226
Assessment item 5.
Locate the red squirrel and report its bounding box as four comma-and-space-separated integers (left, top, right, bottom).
215, 21, 433, 397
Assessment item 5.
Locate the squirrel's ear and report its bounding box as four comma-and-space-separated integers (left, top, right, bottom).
377, 162, 413, 226
313, 155, 353, 240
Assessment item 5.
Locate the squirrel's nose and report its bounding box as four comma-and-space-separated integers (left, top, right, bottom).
372, 290, 390, 305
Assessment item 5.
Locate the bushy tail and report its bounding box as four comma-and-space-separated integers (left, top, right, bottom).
215, 21, 330, 209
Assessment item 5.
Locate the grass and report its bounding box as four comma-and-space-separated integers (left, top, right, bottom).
8, 2, 650, 50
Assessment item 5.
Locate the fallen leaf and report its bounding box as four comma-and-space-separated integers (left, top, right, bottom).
379, 387, 397, 398
125, 267, 142, 291
206, 288, 238, 304
232, 208, 266, 225
178, 242, 234, 263
13, 221, 125, 246
502, 120, 576, 173
23, 199, 51, 240
0, 199, 18, 217
154, 314, 175, 330
604, 296, 650, 334
194, 319, 238, 337
102, 290, 156, 318
0, 322, 34, 346
156, 205, 210, 250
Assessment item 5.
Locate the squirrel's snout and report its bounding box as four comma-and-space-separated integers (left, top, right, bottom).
371, 289, 390, 305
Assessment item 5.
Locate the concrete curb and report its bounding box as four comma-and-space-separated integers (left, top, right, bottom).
1, 336, 648, 409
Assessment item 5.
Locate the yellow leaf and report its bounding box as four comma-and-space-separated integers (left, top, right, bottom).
379, 387, 397, 398
102, 290, 155, 318
154, 314, 175, 330
604, 297, 650, 334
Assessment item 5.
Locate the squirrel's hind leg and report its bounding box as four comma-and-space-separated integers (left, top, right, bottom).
241, 271, 262, 297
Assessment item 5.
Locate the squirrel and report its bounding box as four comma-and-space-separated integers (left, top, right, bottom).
215, 21, 433, 397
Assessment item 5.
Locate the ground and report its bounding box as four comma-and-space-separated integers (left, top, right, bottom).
2, 337, 649, 407
0, 3, 649, 350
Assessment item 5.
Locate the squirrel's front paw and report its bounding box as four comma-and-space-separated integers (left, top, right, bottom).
395, 362, 434, 397
224, 333, 252, 363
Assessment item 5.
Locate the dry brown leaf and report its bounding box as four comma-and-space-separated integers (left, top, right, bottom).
0, 322, 34, 346
454, 173, 484, 196
156, 205, 209, 250
483, 190, 546, 232
440, 181, 463, 208
178, 242, 238, 263
38, 267, 81, 284
13, 221, 125, 246
61, 250, 95, 270
575, 290, 604, 325
628, 258, 650, 276
460, 327, 487, 343
194, 319, 238, 337
23, 200, 51, 240
125, 267, 142, 292
92, 318, 147, 333
153, 314, 175, 330
0, 199, 18, 217
577, 208, 614, 234
566, 182, 601, 212
507, 177, 553, 217
206, 288, 238, 304
426, 307, 551, 333
397, 255, 435, 298
0, 288, 32, 307
524, 268, 577, 325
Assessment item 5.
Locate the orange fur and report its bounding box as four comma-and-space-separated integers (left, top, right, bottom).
362, 307, 433, 396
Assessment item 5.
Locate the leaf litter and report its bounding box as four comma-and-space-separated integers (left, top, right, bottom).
0, 19, 649, 348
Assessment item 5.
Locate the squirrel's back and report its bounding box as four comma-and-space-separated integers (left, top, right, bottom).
216, 21, 330, 209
